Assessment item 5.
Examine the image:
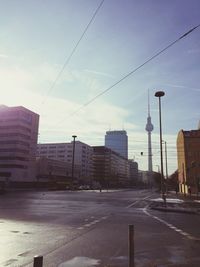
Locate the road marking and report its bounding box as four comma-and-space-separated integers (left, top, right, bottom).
79, 216, 108, 230
126, 194, 154, 209
92, 219, 100, 224
77, 227, 84, 230
143, 208, 200, 241
84, 223, 92, 227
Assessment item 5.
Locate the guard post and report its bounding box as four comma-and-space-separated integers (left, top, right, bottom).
33, 255, 43, 267
128, 224, 134, 267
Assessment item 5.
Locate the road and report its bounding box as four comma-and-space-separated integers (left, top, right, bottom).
0, 189, 200, 267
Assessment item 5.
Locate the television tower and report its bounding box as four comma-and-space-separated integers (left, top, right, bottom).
145, 91, 154, 172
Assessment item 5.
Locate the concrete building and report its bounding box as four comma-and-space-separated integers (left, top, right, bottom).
93, 146, 129, 187
0, 105, 39, 185
36, 157, 81, 188
37, 141, 93, 181
105, 130, 128, 159
138, 170, 157, 188
128, 160, 139, 185
36, 157, 71, 180
177, 129, 200, 194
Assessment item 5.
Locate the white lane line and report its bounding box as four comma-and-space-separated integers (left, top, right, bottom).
90, 220, 100, 225
84, 223, 92, 227
143, 208, 200, 241
79, 215, 109, 230
126, 200, 140, 208
126, 194, 154, 209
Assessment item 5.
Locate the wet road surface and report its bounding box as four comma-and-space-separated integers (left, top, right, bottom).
0, 189, 200, 267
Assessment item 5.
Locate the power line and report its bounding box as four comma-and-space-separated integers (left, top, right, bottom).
58, 24, 200, 121
41, 0, 105, 105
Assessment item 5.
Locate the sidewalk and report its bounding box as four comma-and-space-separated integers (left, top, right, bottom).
149, 191, 200, 214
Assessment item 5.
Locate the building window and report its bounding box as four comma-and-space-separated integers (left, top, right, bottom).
0, 156, 29, 161
0, 164, 28, 169
0, 148, 29, 154
0, 133, 30, 140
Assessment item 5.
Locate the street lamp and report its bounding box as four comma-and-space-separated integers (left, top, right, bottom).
155, 91, 165, 202
71, 135, 77, 180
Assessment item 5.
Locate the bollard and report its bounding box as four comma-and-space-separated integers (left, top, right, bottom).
33, 255, 43, 267
128, 224, 134, 267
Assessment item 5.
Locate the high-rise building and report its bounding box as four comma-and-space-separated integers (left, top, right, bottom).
37, 141, 93, 180
145, 92, 154, 172
0, 105, 39, 184
177, 129, 200, 194
105, 130, 128, 159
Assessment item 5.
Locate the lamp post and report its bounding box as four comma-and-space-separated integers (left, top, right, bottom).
155, 91, 165, 202
162, 140, 168, 193
164, 141, 168, 181
71, 135, 77, 180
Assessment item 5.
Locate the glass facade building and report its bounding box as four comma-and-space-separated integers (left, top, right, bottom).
105, 130, 128, 159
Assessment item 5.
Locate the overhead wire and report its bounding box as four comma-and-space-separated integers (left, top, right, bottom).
41, 0, 105, 105
57, 24, 200, 122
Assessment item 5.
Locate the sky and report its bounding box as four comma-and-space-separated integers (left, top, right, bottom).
0, 0, 200, 175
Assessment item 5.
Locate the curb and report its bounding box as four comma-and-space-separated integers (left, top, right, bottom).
150, 206, 198, 214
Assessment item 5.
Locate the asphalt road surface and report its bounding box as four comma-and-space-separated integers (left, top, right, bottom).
0, 189, 200, 267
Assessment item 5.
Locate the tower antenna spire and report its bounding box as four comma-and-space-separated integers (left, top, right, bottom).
148, 89, 150, 116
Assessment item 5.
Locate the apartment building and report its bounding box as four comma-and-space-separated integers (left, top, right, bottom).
37, 141, 93, 181
93, 146, 129, 187
177, 129, 200, 194
36, 157, 80, 182
0, 105, 39, 184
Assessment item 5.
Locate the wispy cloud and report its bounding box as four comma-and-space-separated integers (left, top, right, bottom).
84, 69, 114, 78
188, 48, 200, 54
0, 54, 9, 58
165, 83, 200, 92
